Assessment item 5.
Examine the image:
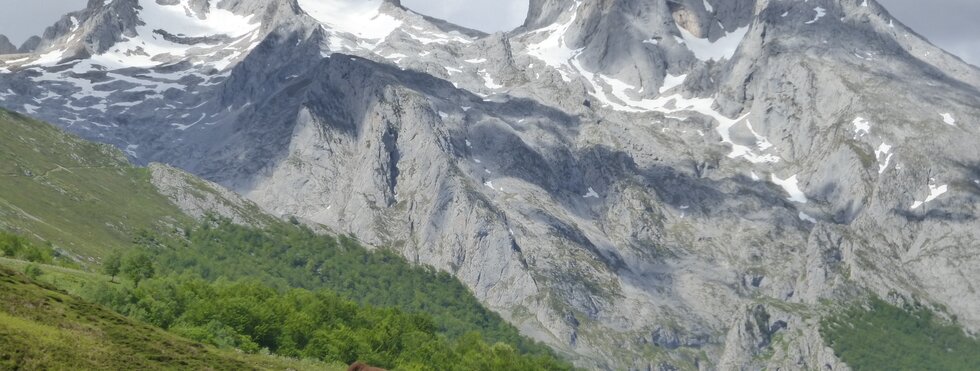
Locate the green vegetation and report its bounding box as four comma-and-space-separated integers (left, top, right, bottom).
103, 252, 122, 282
0, 109, 190, 258
139, 216, 559, 360
122, 252, 156, 285
821, 297, 980, 371
84, 274, 569, 370
1, 231, 56, 265
0, 265, 343, 370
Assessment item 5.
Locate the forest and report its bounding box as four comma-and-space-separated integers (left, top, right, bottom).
84, 274, 568, 370
2, 217, 573, 370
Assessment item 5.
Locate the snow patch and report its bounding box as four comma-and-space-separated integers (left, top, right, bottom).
911, 183, 948, 209
49, 0, 262, 70
852, 117, 870, 137
300, 0, 401, 44
875, 143, 894, 174
526, 1, 583, 81
805, 7, 827, 24
744, 120, 773, 151
405, 29, 472, 45
659, 73, 687, 94
799, 212, 817, 223
480, 70, 504, 89
940, 112, 956, 126
571, 69, 779, 163
677, 25, 749, 62
771, 174, 808, 204
583, 187, 600, 198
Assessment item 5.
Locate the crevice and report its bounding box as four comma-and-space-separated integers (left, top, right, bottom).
382, 124, 400, 207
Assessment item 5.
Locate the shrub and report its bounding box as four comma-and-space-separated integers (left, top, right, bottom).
24, 264, 43, 279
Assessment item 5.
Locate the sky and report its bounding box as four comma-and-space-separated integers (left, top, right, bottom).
0, 0, 976, 66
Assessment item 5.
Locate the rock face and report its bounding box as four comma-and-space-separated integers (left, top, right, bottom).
147, 163, 277, 227
2, 0, 980, 369
0, 35, 16, 54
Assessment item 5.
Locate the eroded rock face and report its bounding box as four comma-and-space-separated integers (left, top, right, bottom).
2, 0, 980, 369
148, 163, 275, 227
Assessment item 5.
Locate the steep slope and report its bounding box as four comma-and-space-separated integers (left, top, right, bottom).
0, 109, 572, 368
0, 108, 270, 260
0, 264, 341, 370
2, 0, 979, 369
0, 108, 189, 258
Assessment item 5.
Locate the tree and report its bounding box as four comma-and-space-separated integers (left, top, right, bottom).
103, 253, 122, 282
0, 232, 25, 257
122, 253, 155, 285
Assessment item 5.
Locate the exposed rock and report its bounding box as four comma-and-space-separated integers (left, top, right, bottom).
148, 163, 276, 227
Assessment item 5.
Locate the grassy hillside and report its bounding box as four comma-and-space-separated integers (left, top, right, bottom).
821, 297, 980, 371
0, 256, 570, 370
0, 109, 189, 258
0, 109, 575, 369
0, 264, 342, 370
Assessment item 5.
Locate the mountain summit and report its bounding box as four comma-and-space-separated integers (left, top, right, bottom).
2, 0, 979, 369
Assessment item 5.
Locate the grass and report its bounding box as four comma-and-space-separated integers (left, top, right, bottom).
0, 264, 344, 371
0, 109, 191, 259
0, 256, 104, 295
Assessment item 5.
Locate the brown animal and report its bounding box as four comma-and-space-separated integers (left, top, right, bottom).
347, 362, 387, 371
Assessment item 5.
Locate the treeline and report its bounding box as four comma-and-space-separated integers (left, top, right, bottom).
820, 297, 980, 370
1, 217, 573, 369
138, 216, 558, 359
1, 231, 72, 278
1, 231, 54, 264
84, 275, 568, 370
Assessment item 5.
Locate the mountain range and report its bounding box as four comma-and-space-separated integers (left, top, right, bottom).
1, 0, 979, 369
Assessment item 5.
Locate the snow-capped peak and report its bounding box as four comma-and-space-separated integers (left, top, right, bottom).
299, 0, 402, 43
89, 0, 261, 69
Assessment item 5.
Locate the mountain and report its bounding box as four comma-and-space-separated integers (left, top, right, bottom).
0, 35, 16, 54
0, 107, 571, 369
0, 108, 274, 259
2, 0, 980, 369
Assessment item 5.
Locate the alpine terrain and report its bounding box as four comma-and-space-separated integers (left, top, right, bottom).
1, 0, 979, 369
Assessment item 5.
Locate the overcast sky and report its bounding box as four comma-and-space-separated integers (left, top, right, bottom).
0, 0, 976, 66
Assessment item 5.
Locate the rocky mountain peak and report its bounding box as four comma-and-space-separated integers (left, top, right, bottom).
0, 35, 17, 54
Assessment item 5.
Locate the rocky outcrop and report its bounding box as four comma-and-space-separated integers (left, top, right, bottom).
147, 163, 276, 227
